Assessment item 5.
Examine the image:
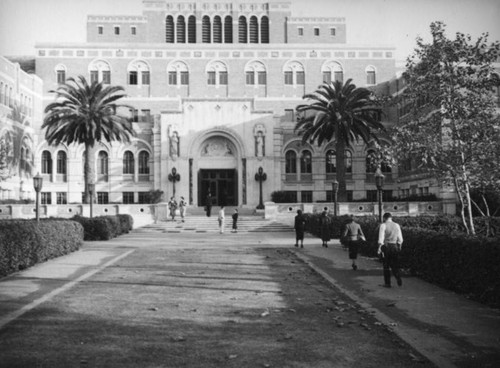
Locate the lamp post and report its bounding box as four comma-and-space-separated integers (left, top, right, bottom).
33, 173, 43, 223
88, 183, 95, 219
332, 179, 339, 216
255, 166, 267, 210
168, 167, 180, 197
375, 168, 385, 223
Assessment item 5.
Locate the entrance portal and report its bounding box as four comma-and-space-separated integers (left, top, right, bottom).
199, 169, 237, 206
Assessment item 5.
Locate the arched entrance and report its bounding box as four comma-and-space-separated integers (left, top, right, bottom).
195, 135, 240, 206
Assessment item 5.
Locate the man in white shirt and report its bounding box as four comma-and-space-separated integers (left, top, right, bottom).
218, 206, 225, 234
377, 212, 403, 287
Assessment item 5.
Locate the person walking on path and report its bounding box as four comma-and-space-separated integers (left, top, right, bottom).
205, 192, 212, 217
218, 206, 225, 234
377, 212, 403, 287
168, 196, 177, 221
294, 209, 306, 248
342, 215, 366, 270
231, 209, 239, 233
319, 210, 331, 248
179, 196, 187, 222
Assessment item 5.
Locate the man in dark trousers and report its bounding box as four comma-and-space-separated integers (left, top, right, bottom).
342, 215, 365, 270
294, 209, 306, 248
205, 192, 212, 217
377, 212, 403, 287
231, 208, 239, 233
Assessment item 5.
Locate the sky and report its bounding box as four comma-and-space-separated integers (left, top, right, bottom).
0, 0, 499, 62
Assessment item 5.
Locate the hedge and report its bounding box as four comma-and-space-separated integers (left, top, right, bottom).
304, 212, 500, 307
0, 219, 84, 277
71, 214, 133, 241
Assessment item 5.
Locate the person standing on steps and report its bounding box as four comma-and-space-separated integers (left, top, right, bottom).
205, 192, 212, 217
377, 212, 404, 287
168, 196, 177, 221
294, 209, 306, 248
342, 215, 366, 270
179, 196, 187, 222
319, 210, 331, 247
231, 208, 239, 233
218, 206, 225, 234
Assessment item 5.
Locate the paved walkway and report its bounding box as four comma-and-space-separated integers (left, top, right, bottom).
0, 226, 499, 367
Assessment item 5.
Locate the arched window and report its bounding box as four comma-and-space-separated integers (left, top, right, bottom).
166, 15, 174, 43
89, 60, 111, 84
224, 16, 233, 43
57, 151, 67, 174
345, 150, 352, 173
176, 15, 186, 43
167, 61, 189, 86
206, 61, 228, 86
285, 151, 297, 174
366, 65, 376, 85
123, 151, 134, 174
245, 61, 266, 85
322, 61, 343, 84
249, 16, 258, 43
188, 15, 196, 43
128, 60, 150, 85
55, 64, 66, 84
213, 16, 222, 43
283, 61, 305, 85
41, 151, 52, 174
238, 16, 247, 43
326, 150, 336, 173
260, 16, 269, 43
202, 15, 211, 43
138, 151, 150, 174
300, 150, 312, 173
97, 151, 108, 175
366, 150, 377, 173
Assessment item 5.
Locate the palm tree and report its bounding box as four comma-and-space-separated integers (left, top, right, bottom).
295, 79, 385, 201
43, 76, 135, 204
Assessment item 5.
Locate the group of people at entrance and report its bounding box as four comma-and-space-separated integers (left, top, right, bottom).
168, 196, 187, 222
294, 210, 403, 287
205, 192, 239, 233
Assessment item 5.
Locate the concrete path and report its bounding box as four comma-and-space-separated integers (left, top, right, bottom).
0, 226, 499, 367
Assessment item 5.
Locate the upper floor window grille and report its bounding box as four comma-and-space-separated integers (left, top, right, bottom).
322, 61, 343, 84
41, 151, 52, 174
249, 16, 259, 43
97, 151, 108, 176
206, 61, 228, 86
89, 60, 111, 84
202, 16, 211, 43
245, 61, 266, 85
285, 151, 297, 174
128, 61, 150, 85
139, 151, 150, 175
56, 151, 67, 175
213, 16, 222, 43
283, 61, 305, 86
366, 66, 376, 85
55, 64, 66, 84
261, 16, 269, 43
238, 16, 247, 43
188, 16, 196, 43
166, 15, 174, 42
326, 150, 336, 173
224, 16, 233, 43
177, 16, 186, 43
123, 151, 134, 174
300, 150, 312, 173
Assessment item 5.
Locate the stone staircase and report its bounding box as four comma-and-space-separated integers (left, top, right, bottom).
136, 214, 293, 234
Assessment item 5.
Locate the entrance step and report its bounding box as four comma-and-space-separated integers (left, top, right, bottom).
136, 215, 293, 234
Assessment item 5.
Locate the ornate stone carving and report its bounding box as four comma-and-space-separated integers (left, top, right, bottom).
201, 137, 235, 157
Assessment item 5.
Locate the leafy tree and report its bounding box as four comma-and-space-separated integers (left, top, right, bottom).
295, 79, 385, 201
43, 76, 135, 204
391, 22, 500, 234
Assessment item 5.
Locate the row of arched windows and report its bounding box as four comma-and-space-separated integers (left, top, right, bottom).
165, 15, 269, 44
40, 150, 150, 179
0, 81, 14, 108
55, 59, 377, 87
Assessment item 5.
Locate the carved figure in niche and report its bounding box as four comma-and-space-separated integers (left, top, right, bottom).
255, 131, 265, 157
170, 131, 180, 157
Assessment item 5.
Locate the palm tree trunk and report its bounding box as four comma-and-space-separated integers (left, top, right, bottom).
336, 139, 347, 202
83, 144, 94, 204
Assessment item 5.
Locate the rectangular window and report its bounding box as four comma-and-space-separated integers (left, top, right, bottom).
367, 190, 378, 202
246, 71, 255, 85
296, 71, 305, 85
298, 27, 304, 36
301, 191, 313, 203
123, 192, 134, 204
97, 192, 109, 204
129, 71, 138, 85
131, 26, 136, 35
98, 26, 103, 35
284, 71, 293, 85
219, 71, 228, 85
346, 190, 353, 202
90, 70, 99, 84
140, 109, 151, 123
334, 71, 343, 83
322, 71, 331, 83
330, 28, 336, 36
367, 71, 376, 85
257, 71, 266, 85
138, 192, 149, 204
314, 28, 320, 36
141, 71, 150, 85
207, 71, 216, 85
41, 192, 52, 205
284, 109, 294, 122
130, 108, 139, 122
56, 192, 67, 205
114, 26, 120, 35
180, 71, 189, 85
168, 71, 177, 85
56, 70, 66, 84
102, 70, 111, 84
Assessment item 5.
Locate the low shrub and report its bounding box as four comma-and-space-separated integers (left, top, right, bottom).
0, 219, 84, 277
118, 214, 134, 234
71, 214, 133, 241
